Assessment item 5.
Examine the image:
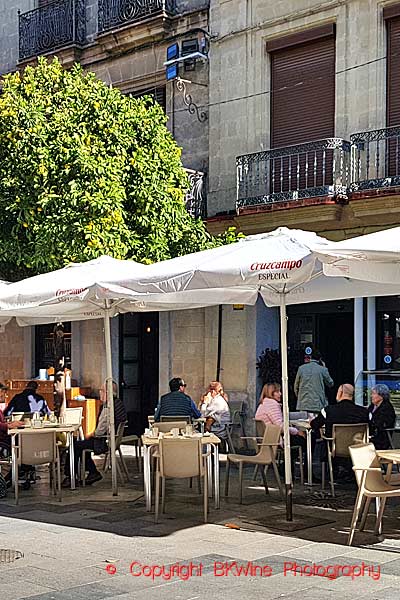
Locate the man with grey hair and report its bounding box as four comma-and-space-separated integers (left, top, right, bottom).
368, 384, 396, 450
311, 383, 369, 438
311, 383, 369, 481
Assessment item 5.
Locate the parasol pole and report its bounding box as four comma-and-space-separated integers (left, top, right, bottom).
104, 300, 117, 495
279, 293, 293, 521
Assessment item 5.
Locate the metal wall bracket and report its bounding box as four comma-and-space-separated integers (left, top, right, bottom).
176, 77, 207, 123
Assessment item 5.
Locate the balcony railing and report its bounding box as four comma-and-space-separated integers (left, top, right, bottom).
351, 125, 400, 191
185, 169, 207, 219
98, 0, 176, 34
19, 0, 86, 61
237, 138, 351, 209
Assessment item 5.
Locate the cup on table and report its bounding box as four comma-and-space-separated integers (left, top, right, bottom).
59, 416, 66, 425
185, 425, 193, 436
171, 428, 179, 438
152, 427, 159, 438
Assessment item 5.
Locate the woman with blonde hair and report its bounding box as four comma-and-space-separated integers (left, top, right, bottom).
200, 381, 230, 434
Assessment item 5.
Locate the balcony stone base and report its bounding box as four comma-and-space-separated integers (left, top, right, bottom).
207, 192, 400, 242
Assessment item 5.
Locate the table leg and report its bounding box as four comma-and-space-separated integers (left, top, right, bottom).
69, 432, 76, 490
213, 444, 220, 510
206, 445, 213, 498
305, 429, 313, 486
143, 445, 151, 512
11, 434, 18, 504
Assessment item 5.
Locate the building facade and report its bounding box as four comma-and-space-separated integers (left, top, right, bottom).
0, 0, 215, 433
203, 0, 400, 408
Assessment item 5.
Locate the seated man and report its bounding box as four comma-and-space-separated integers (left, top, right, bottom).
62, 381, 126, 487
154, 378, 201, 422
310, 383, 369, 479
4, 381, 51, 417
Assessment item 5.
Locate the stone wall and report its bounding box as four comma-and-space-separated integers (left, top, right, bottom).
208, 0, 389, 216
0, 319, 27, 382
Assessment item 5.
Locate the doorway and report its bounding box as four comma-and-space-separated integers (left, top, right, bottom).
119, 313, 159, 435
287, 301, 354, 406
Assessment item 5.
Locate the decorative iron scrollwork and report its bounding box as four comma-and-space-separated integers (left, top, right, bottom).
176, 78, 207, 123
184, 169, 207, 218
19, 0, 86, 61
98, 0, 176, 34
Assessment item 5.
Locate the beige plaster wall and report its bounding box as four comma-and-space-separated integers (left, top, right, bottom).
0, 319, 26, 382
208, 0, 391, 215
160, 304, 257, 411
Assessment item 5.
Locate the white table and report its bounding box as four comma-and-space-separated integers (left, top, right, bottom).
9, 424, 81, 491
142, 433, 221, 512
291, 420, 313, 485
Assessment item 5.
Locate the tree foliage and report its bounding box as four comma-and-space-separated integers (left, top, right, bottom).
0, 58, 239, 279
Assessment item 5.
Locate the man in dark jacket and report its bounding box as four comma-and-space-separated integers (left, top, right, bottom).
4, 381, 51, 417
154, 378, 201, 422
311, 383, 369, 437
368, 384, 396, 450
62, 381, 126, 486
310, 383, 369, 479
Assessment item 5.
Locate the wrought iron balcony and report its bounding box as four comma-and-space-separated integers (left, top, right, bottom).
19, 0, 86, 62
184, 169, 207, 219
236, 138, 351, 210
98, 0, 176, 34
351, 125, 400, 191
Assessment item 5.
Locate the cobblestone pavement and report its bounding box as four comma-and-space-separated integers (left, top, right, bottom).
1, 451, 400, 599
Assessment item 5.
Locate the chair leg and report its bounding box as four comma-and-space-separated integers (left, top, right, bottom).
298, 447, 304, 486
252, 465, 259, 481
226, 428, 235, 454
189, 477, 193, 488
155, 471, 160, 523
118, 447, 130, 482
197, 475, 201, 495
238, 462, 243, 504
359, 497, 372, 531
57, 459, 62, 502
51, 463, 56, 496
327, 451, 335, 497
161, 477, 166, 514
225, 459, 231, 496
260, 465, 269, 495
271, 459, 284, 498
321, 462, 325, 490
374, 497, 387, 536
347, 489, 365, 546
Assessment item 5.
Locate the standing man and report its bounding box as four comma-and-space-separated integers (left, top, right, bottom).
154, 378, 201, 422
294, 350, 334, 414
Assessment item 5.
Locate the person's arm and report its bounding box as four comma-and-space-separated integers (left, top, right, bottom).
3, 399, 14, 416
323, 368, 334, 389
372, 404, 395, 431
190, 399, 201, 419
154, 400, 162, 422
310, 409, 326, 432
94, 407, 108, 437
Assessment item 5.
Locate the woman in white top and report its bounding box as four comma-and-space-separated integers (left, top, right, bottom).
200, 381, 230, 435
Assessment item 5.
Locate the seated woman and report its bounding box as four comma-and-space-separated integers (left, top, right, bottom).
199, 381, 231, 436
255, 382, 306, 475
368, 384, 396, 450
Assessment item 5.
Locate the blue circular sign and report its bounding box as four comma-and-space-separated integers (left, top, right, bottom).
305, 346, 312, 355
384, 355, 392, 364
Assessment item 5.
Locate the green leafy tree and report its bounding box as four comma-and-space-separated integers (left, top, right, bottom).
0, 57, 239, 279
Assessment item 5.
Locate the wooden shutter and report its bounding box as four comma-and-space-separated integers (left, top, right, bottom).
270, 34, 335, 148
387, 16, 400, 127
269, 32, 335, 192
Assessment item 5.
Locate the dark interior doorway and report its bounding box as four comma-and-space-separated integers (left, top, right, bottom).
119, 313, 159, 435
287, 301, 354, 407
317, 313, 354, 403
